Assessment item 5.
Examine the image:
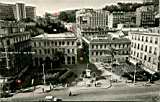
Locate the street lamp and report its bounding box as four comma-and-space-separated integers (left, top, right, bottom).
42, 64, 46, 85
133, 65, 136, 84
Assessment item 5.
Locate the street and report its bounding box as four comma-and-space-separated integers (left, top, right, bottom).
1, 83, 160, 101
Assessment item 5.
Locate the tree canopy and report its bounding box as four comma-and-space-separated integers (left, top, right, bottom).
36, 13, 67, 34
103, 3, 144, 12
58, 10, 78, 23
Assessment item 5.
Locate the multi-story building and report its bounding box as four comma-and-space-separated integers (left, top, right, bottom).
143, 0, 159, 13
0, 3, 15, 20
136, 6, 155, 27
108, 11, 136, 28
0, 20, 32, 94
80, 27, 109, 37
76, 9, 109, 29
82, 35, 131, 63
32, 32, 78, 66
0, 2, 36, 20
26, 6, 36, 19
129, 28, 160, 73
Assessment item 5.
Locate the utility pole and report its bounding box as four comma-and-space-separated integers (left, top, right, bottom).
51, 62, 52, 70
110, 59, 112, 87
4, 47, 10, 69
42, 64, 46, 85
133, 65, 136, 84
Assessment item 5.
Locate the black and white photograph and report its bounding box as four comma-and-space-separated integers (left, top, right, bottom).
0, 0, 160, 101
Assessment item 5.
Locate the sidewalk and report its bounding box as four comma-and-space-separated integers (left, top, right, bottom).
12, 85, 52, 98
94, 63, 127, 82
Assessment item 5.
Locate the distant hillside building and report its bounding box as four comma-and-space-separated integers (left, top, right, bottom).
108, 11, 136, 28
136, 6, 155, 27
0, 2, 36, 20
76, 9, 109, 29
26, 6, 36, 19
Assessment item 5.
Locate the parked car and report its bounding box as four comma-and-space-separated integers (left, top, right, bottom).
44, 96, 62, 102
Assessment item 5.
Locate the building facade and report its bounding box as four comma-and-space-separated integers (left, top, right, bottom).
0, 2, 36, 20
0, 3, 15, 20
76, 9, 109, 29
108, 11, 136, 28
129, 29, 160, 73
26, 6, 36, 19
32, 33, 78, 66
82, 35, 131, 63
0, 21, 32, 93
80, 27, 109, 37
136, 6, 155, 27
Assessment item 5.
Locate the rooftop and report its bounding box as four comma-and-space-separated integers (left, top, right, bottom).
83, 36, 131, 44
32, 32, 77, 40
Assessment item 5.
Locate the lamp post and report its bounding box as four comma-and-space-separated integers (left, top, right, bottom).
4, 47, 10, 69
133, 65, 136, 84
42, 64, 46, 85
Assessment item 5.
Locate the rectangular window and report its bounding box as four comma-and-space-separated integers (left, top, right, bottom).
62, 41, 65, 45
55, 42, 57, 46
145, 45, 147, 52
34, 42, 36, 47
148, 57, 151, 62
51, 41, 54, 45
146, 37, 148, 42
150, 37, 152, 43
92, 45, 94, 49
72, 41, 74, 45
154, 47, 157, 55
39, 49, 41, 54
142, 36, 144, 41
137, 44, 139, 49
155, 38, 158, 44
47, 41, 50, 46
149, 46, 152, 53
67, 41, 70, 45
48, 49, 50, 54
44, 49, 47, 54
141, 44, 143, 51
59, 42, 61, 46
68, 49, 70, 54
72, 49, 74, 54
39, 42, 41, 47
100, 45, 102, 49
52, 49, 54, 54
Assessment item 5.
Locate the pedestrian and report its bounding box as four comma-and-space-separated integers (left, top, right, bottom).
42, 88, 44, 93
69, 91, 72, 96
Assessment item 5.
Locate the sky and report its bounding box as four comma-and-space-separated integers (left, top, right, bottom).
0, 0, 142, 16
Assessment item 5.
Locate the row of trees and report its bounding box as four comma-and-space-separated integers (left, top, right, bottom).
58, 10, 78, 23
103, 2, 154, 12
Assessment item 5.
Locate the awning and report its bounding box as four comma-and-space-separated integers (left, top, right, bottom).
143, 67, 156, 75
129, 59, 137, 65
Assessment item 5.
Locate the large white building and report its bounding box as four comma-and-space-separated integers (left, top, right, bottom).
32, 32, 78, 66
129, 28, 160, 73
82, 34, 131, 64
